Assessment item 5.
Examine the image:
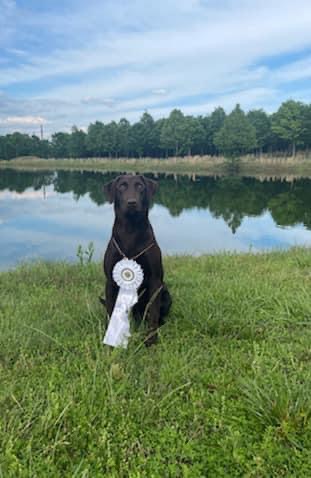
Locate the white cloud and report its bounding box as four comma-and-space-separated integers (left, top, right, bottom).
1, 0, 311, 132
1, 0, 311, 89
81, 96, 116, 107
0, 115, 47, 126
5, 47, 27, 57
152, 89, 168, 96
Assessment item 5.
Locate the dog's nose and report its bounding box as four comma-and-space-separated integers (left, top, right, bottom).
127, 199, 137, 207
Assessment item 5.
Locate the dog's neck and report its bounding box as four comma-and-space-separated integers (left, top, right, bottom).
112, 212, 154, 254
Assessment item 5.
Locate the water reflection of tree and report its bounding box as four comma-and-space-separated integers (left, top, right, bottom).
0, 169, 54, 193
268, 179, 311, 229
156, 175, 311, 233
53, 170, 119, 205
1, 169, 311, 233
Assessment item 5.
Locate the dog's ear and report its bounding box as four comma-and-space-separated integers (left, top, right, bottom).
104, 178, 118, 203
142, 176, 158, 200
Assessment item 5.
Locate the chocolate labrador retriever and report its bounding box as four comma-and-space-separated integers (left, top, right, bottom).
102, 174, 172, 346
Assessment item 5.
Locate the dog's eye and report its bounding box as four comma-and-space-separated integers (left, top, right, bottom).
119, 183, 128, 191
136, 183, 144, 190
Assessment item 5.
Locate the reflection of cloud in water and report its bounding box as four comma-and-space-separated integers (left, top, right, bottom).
237, 213, 311, 249
0, 188, 56, 200
0, 192, 114, 270
0, 223, 106, 270
150, 206, 311, 254
151, 206, 250, 254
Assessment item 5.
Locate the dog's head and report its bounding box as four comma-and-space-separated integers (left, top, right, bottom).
104, 174, 158, 216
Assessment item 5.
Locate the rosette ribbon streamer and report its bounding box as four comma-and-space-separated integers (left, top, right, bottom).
103, 259, 144, 348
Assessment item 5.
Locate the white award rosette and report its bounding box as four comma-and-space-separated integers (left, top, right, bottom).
103, 258, 144, 348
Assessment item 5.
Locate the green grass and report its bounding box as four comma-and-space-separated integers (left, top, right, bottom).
1, 155, 311, 177
1, 249, 311, 477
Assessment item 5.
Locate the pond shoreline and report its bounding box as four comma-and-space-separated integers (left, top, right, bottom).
1, 155, 311, 178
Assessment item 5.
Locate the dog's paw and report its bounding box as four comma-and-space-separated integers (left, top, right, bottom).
144, 332, 158, 347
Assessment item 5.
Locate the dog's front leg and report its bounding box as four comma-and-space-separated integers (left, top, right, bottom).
105, 281, 118, 318
145, 281, 162, 346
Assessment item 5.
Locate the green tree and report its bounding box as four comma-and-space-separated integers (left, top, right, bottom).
70, 126, 87, 158
86, 121, 105, 156
51, 132, 71, 158
129, 121, 145, 158
271, 100, 307, 156
214, 104, 257, 162
139, 112, 158, 156
182, 116, 205, 155
117, 118, 130, 157
247, 109, 271, 155
301, 104, 311, 150
129, 112, 157, 158
153, 118, 166, 157
38, 139, 51, 158
0, 135, 13, 159
160, 109, 185, 156
208, 107, 226, 155
2, 132, 34, 158
104, 121, 118, 157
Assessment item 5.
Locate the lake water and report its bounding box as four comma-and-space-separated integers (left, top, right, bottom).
0, 169, 311, 270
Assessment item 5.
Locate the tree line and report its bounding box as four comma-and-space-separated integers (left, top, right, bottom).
0, 99, 311, 161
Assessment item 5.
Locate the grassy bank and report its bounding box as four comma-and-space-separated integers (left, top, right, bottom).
1, 249, 311, 476
1, 155, 311, 177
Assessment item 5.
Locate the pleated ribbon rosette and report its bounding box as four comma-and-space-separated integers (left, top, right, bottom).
103, 258, 144, 348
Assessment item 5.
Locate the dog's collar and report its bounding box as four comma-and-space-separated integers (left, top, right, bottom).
112, 237, 155, 261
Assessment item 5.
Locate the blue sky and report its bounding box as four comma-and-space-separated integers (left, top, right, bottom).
1, 0, 311, 135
